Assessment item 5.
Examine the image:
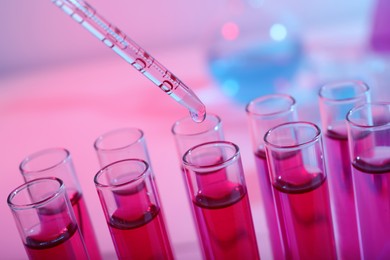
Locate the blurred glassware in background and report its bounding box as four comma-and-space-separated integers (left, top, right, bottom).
369, 0, 390, 53
364, 0, 390, 102
307, 0, 390, 104
206, 0, 303, 104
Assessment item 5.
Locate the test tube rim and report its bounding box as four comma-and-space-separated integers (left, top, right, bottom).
19, 147, 71, 175
93, 127, 144, 152
346, 102, 390, 129
94, 158, 149, 189
245, 93, 296, 118
171, 113, 222, 137
182, 140, 239, 172
319, 80, 370, 103
264, 121, 321, 149
7, 177, 65, 211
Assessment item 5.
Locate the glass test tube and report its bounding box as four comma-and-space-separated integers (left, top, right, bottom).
346, 102, 390, 259
264, 122, 337, 259
93, 127, 174, 256
171, 113, 224, 258
319, 80, 370, 259
182, 141, 260, 259
171, 113, 224, 159
94, 127, 153, 168
7, 177, 89, 260
94, 159, 174, 259
246, 94, 297, 260
19, 148, 102, 259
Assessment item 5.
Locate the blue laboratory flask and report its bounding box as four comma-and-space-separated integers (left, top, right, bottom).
206, 0, 303, 104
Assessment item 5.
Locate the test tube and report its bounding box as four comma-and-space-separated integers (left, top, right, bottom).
7, 177, 89, 259
94, 127, 152, 168
182, 141, 260, 259
19, 148, 102, 259
319, 80, 370, 259
264, 122, 337, 259
246, 94, 297, 259
94, 159, 174, 259
171, 114, 224, 258
171, 113, 224, 160
93, 127, 174, 254
346, 102, 390, 259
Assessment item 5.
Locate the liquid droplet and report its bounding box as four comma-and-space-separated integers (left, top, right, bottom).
190, 109, 206, 123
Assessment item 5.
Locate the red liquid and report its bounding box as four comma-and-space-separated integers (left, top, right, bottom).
254, 149, 286, 259
192, 181, 260, 259
108, 204, 173, 259
273, 166, 337, 259
24, 209, 88, 259
70, 192, 102, 259
352, 147, 390, 259
324, 131, 361, 259
106, 182, 173, 259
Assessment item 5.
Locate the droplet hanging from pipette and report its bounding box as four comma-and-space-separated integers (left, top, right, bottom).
190, 108, 206, 123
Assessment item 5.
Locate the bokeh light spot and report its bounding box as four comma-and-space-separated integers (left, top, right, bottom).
221, 22, 240, 41
270, 23, 287, 41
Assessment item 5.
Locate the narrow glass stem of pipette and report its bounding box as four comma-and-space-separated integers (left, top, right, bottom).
51, 0, 206, 122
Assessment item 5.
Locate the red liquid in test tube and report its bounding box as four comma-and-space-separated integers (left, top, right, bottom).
352, 155, 390, 258
7, 178, 89, 260
171, 114, 225, 259
319, 80, 370, 259
246, 94, 297, 259
183, 141, 260, 259
347, 103, 390, 259
26, 212, 87, 259
265, 122, 337, 260
254, 149, 288, 258
108, 190, 171, 259
19, 148, 102, 259
272, 151, 336, 259
192, 176, 258, 258
68, 192, 102, 259
323, 129, 361, 258
94, 159, 174, 259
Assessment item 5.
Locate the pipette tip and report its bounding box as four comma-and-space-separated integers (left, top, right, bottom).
190, 108, 206, 123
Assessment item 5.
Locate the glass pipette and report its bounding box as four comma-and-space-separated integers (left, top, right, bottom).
51, 0, 206, 122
